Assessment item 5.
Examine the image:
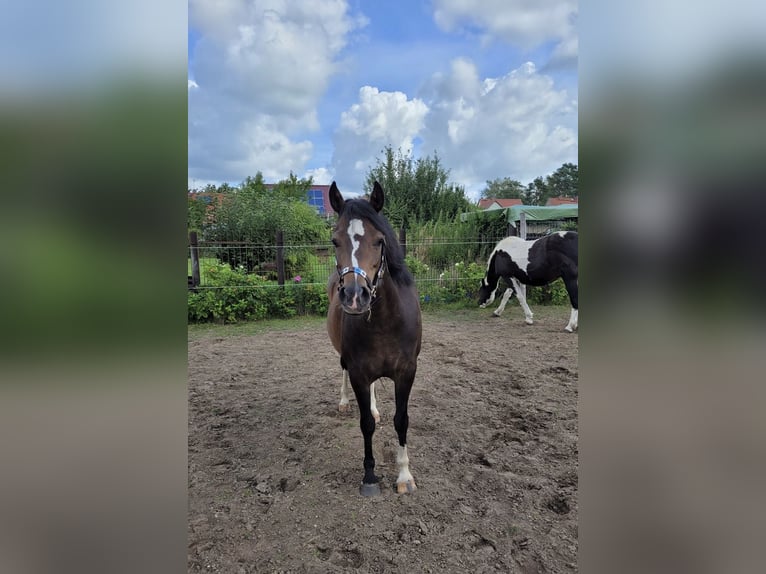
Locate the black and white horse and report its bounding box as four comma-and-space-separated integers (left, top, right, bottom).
477, 231, 579, 332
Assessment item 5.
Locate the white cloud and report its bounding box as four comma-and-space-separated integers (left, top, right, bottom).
303, 167, 334, 185
328, 61, 577, 200
432, 0, 577, 62
419, 59, 577, 198
331, 86, 429, 192
188, 0, 366, 184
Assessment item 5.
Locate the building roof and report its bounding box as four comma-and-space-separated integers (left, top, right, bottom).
477, 198, 524, 210
546, 196, 578, 206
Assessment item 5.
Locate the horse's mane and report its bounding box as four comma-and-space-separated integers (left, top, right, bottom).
339, 199, 414, 287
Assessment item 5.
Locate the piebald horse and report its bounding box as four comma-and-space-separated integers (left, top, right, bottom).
478, 231, 579, 332
326, 181, 422, 496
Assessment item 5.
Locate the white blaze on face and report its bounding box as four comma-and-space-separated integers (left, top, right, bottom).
347, 219, 365, 269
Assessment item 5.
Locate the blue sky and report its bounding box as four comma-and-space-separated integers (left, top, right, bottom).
188, 0, 578, 200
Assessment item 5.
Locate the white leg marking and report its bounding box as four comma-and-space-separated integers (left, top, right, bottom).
493, 287, 515, 316
511, 278, 534, 324
339, 369, 351, 412
370, 381, 380, 422
396, 445, 415, 492
565, 308, 579, 332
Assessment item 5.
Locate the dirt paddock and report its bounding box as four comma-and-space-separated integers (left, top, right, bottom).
188, 306, 578, 573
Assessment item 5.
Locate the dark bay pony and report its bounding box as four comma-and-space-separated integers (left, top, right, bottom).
478, 231, 579, 332
326, 181, 422, 496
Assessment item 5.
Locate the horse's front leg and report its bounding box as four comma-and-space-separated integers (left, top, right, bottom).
563, 274, 578, 332
492, 287, 515, 317
510, 278, 534, 324
393, 369, 417, 494
351, 379, 380, 496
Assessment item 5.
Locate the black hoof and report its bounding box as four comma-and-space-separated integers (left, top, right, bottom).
360, 482, 381, 497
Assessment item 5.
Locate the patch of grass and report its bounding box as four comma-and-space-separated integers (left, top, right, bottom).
187, 305, 574, 340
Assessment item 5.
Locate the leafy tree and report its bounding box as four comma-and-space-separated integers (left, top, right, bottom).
364, 145, 471, 228
271, 171, 313, 202
547, 162, 578, 199
480, 177, 526, 200
524, 176, 550, 206
204, 172, 327, 273
187, 193, 208, 231
524, 163, 578, 205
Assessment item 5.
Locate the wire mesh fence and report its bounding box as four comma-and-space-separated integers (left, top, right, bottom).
187, 236, 507, 291
187, 226, 576, 322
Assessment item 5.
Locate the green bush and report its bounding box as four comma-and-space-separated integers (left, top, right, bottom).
187, 263, 330, 323
527, 278, 572, 306
187, 263, 269, 323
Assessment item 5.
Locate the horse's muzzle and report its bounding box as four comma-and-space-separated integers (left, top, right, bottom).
338, 282, 372, 315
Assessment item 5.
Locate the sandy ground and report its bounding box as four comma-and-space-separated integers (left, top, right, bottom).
188, 306, 578, 573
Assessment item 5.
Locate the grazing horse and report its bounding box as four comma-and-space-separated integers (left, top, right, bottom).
326, 181, 422, 496
477, 231, 579, 332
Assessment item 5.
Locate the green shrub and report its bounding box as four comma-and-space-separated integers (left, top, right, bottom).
187, 263, 269, 323
187, 263, 331, 323
527, 278, 571, 306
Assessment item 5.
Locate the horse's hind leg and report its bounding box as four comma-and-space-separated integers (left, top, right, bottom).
511, 278, 534, 324
339, 369, 351, 413
563, 275, 578, 332
370, 381, 380, 422
393, 371, 417, 494
492, 287, 515, 317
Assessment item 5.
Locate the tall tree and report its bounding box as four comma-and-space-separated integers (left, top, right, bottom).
364, 145, 471, 228
523, 163, 578, 205
525, 176, 549, 206
480, 177, 526, 200
547, 163, 578, 199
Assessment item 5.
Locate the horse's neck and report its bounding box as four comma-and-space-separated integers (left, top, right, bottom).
373, 277, 409, 317
486, 259, 501, 288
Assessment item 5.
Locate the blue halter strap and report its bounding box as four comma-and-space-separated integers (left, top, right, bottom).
336, 248, 386, 299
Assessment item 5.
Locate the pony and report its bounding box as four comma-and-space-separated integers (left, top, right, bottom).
326, 181, 422, 496
477, 231, 579, 332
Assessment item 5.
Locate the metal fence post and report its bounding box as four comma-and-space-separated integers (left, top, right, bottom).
189, 231, 200, 288
519, 212, 527, 240
276, 230, 285, 286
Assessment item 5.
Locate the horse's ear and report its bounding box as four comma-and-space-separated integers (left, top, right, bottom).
370, 181, 384, 212
329, 181, 344, 214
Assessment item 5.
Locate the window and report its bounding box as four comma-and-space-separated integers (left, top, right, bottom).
307, 189, 325, 214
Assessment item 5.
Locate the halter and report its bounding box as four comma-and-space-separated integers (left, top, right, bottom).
336, 244, 386, 308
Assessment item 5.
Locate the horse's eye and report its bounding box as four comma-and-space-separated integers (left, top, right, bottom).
331, 238, 339, 247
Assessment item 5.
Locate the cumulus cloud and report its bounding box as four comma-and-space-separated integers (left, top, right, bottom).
330, 61, 576, 199
302, 167, 334, 185
432, 0, 577, 63
188, 0, 366, 185
331, 86, 428, 192
418, 59, 577, 197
